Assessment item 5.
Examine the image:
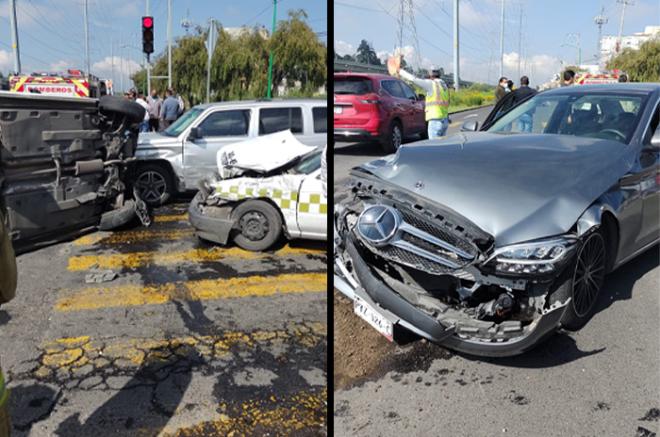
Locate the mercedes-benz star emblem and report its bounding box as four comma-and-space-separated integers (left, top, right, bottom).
356, 205, 400, 246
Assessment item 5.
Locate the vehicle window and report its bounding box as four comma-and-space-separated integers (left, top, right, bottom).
487, 93, 647, 144
163, 107, 203, 137
399, 81, 417, 100
291, 151, 322, 175
198, 109, 250, 137
381, 80, 405, 98
334, 77, 373, 95
259, 107, 303, 134
312, 107, 327, 133
642, 103, 659, 145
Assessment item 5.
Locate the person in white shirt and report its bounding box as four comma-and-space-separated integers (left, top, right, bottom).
134, 93, 150, 133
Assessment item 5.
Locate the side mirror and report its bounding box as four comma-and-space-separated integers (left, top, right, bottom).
417, 94, 425, 101
461, 120, 479, 132
189, 127, 203, 140
649, 128, 660, 150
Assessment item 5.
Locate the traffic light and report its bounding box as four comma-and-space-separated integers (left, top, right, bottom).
142, 16, 154, 55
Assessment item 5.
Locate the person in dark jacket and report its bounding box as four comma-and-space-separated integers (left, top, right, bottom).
495, 77, 508, 101
160, 88, 180, 129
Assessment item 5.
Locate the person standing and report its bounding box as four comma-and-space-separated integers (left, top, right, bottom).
160, 88, 180, 129
392, 59, 450, 138
561, 69, 576, 86
515, 76, 537, 133
146, 89, 162, 132
135, 93, 150, 133
495, 77, 508, 101
174, 88, 185, 118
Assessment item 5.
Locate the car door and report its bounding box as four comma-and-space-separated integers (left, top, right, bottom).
182, 108, 251, 189
399, 80, 425, 133
296, 169, 327, 239
636, 101, 660, 248
381, 80, 412, 134
258, 106, 318, 146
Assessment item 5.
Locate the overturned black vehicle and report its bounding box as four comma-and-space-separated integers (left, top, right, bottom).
335, 84, 660, 357
0, 92, 150, 252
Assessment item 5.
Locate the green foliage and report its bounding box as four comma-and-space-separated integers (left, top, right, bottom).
607, 39, 660, 82
131, 9, 326, 106
448, 88, 495, 112
356, 39, 382, 65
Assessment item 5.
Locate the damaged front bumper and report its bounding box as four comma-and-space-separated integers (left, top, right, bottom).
334, 173, 573, 357
335, 235, 570, 357
188, 189, 234, 245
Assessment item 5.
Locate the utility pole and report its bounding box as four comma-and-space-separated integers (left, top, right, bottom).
206, 20, 216, 103
499, 0, 505, 79
266, 0, 278, 98
145, 0, 151, 96
111, 38, 114, 88
517, 4, 522, 80
453, 0, 459, 90
84, 0, 90, 77
594, 7, 608, 65
616, 0, 634, 53
167, 0, 172, 88
8, 0, 21, 74
563, 33, 582, 66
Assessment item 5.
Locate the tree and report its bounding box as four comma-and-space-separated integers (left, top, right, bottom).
607, 39, 660, 82
356, 39, 381, 65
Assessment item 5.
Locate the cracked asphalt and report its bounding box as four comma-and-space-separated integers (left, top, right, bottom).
0, 201, 327, 436
333, 106, 660, 437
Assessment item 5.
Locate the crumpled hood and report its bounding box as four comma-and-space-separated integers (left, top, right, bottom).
359, 132, 636, 246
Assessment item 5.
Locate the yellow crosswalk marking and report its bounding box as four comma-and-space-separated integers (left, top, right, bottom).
34, 323, 326, 377
153, 213, 188, 223
67, 246, 325, 271
73, 229, 195, 246
55, 272, 326, 311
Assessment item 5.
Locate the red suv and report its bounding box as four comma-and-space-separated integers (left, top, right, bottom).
334, 73, 426, 152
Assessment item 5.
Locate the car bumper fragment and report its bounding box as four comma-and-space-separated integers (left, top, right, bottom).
188, 191, 234, 245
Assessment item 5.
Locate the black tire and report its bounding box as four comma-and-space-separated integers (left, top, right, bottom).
381, 120, 403, 154
555, 229, 609, 331
231, 200, 282, 251
419, 122, 429, 140
134, 163, 173, 207
99, 95, 146, 124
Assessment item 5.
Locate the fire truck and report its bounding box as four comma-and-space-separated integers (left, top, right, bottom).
8, 69, 108, 98
574, 70, 624, 85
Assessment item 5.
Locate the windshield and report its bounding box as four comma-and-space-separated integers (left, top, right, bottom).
163, 107, 203, 137
291, 150, 322, 175
486, 92, 647, 144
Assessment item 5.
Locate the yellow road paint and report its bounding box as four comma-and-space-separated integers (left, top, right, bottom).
166, 388, 327, 437
67, 246, 325, 271
35, 322, 325, 375
72, 229, 194, 246
153, 213, 188, 223
55, 272, 326, 311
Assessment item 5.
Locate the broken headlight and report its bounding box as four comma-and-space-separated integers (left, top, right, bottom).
486, 236, 577, 275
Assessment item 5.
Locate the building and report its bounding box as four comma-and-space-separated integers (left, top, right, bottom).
600, 25, 660, 63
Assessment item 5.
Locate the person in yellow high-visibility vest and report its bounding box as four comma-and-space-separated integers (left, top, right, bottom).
391, 57, 450, 139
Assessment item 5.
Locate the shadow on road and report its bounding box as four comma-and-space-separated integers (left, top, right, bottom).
10, 383, 61, 436
53, 345, 201, 437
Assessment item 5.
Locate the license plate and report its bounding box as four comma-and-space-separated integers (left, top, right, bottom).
334, 106, 343, 114
354, 296, 393, 341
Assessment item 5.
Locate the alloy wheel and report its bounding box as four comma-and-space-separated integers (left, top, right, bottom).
135, 171, 167, 203
571, 233, 607, 317
392, 125, 402, 150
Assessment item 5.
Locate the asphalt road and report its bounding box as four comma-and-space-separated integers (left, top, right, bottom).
0, 201, 327, 436
333, 106, 660, 437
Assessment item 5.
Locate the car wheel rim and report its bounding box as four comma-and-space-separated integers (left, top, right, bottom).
135, 171, 167, 203
571, 233, 606, 317
392, 125, 402, 149
240, 211, 269, 241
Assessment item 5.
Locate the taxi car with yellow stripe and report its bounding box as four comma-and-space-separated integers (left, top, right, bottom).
189, 131, 327, 251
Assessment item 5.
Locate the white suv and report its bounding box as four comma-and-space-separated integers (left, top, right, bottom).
135, 98, 327, 205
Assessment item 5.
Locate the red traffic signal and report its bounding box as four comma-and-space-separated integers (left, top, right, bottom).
142, 16, 154, 55
142, 16, 153, 29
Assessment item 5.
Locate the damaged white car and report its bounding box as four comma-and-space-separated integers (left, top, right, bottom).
189, 130, 327, 251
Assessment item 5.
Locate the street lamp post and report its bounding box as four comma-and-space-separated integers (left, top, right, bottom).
266, 0, 278, 98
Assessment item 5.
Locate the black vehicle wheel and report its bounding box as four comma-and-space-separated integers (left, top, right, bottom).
557, 230, 608, 331
232, 200, 282, 251
419, 122, 429, 140
99, 95, 146, 124
381, 121, 403, 153
134, 164, 173, 207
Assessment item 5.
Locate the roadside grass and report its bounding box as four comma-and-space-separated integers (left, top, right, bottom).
448, 87, 495, 113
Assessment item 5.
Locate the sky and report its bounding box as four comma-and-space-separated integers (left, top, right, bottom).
335, 0, 660, 86
0, 0, 326, 91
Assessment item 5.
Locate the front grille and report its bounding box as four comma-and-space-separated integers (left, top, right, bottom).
355, 203, 479, 275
